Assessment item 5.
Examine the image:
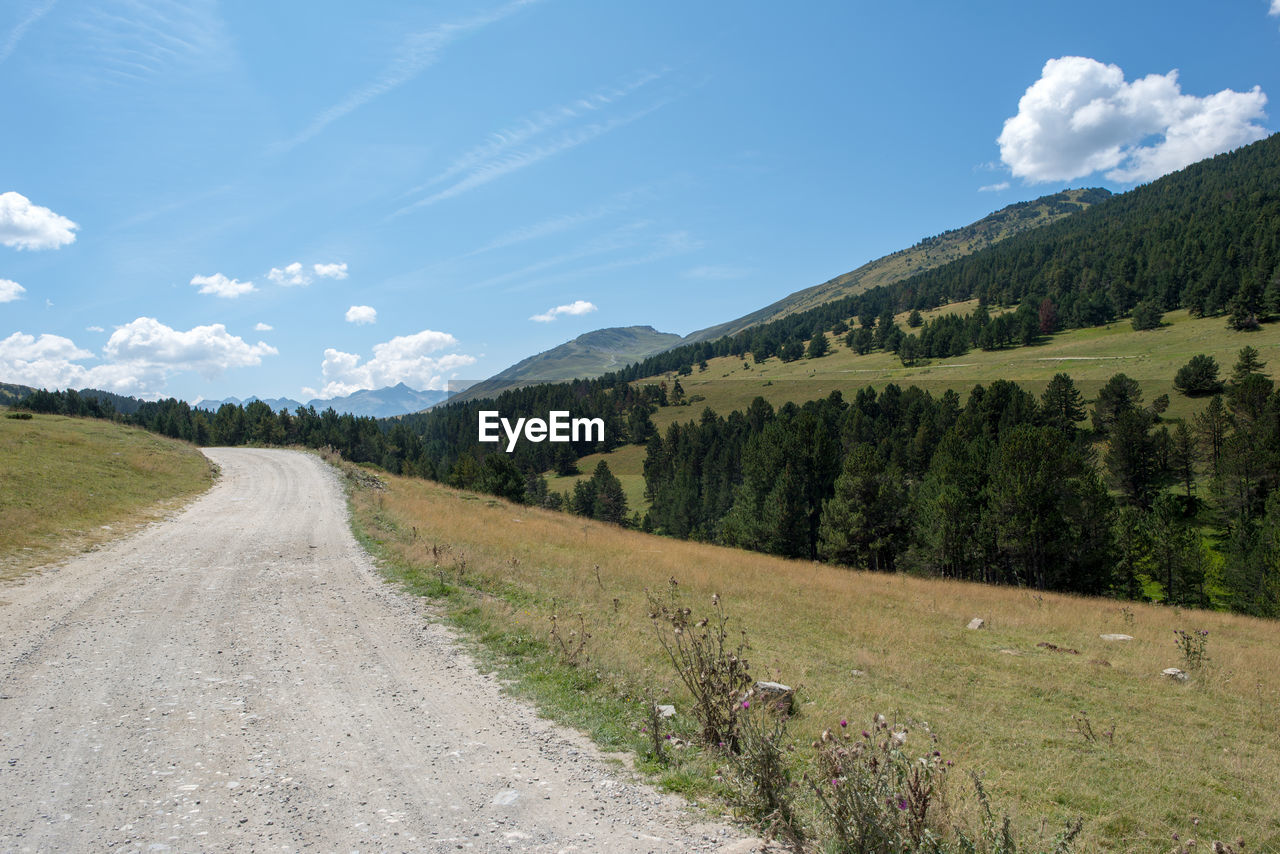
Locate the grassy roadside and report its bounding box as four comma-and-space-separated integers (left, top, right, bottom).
0, 410, 215, 581
343, 462, 1280, 853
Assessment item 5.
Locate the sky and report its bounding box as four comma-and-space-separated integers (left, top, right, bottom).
2, 0, 1278, 403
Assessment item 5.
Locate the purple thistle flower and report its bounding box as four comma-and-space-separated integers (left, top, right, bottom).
840, 719, 847, 727
897, 797, 908, 811
741, 699, 750, 709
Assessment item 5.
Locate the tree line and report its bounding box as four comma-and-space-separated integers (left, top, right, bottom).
641, 353, 1280, 616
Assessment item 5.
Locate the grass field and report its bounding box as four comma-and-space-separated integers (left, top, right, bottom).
351, 471, 1280, 853
0, 411, 215, 580
568, 307, 1280, 509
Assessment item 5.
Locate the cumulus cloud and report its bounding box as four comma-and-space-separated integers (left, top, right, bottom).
530, 299, 597, 322
313, 262, 348, 279
0, 318, 276, 396
0, 278, 26, 302
306, 329, 474, 398
979, 181, 1011, 193
997, 56, 1268, 183
254, 322, 273, 332
1273, 0, 1280, 16
267, 262, 311, 287
191, 272, 255, 298
345, 305, 377, 325
0, 192, 78, 250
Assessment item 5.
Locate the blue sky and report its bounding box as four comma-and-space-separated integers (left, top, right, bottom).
2, 0, 1278, 402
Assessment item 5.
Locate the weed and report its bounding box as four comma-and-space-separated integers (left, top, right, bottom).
646, 580, 753, 752
1069, 711, 1115, 746
548, 606, 590, 668
1174, 628, 1210, 671
727, 700, 804, 849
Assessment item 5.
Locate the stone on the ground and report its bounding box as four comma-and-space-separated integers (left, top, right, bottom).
655, 704, 676, 718
746, 681, 794, 714
967, 618, 985, 630
1100, 633, 1134, 641
1162, 667, 1189, 682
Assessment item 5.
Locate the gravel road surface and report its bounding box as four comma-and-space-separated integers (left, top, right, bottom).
0, 448, 757, 853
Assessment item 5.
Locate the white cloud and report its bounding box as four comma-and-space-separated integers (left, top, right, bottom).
345, 304, 377, 324
307, 329, 474, 397
0, 192, 78, 250
998, 56, 1268, 183
979, 181, 1011, 193
1272, 0, 1280, 16
0, 318, 275, 396
191, 272, 255, 298
86, 325, 104, 332
0, 278, 26, 302
313, 262, 348, 279
254, 322, 273, 332
530, 299, 598, 322
267, 261, 311, 287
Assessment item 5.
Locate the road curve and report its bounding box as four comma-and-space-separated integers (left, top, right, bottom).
0, 448, 751, 853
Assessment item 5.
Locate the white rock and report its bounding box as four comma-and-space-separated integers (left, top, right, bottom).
655, 704, 676, 718
1100, 634, 1134, 641
967, 618, 985, 630
1162, 667, 1189, 682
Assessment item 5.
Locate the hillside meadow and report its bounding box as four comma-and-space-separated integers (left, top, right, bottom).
547, 307, 1280, 507
0, 410, 214, 581
350, 469, 1280, 853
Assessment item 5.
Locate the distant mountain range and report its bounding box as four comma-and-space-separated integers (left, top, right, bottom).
452, 189, 1110, 401
449, 326, 682, 404
196, 383, 452, 418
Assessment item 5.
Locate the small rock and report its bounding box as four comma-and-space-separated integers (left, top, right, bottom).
850, 669, 865, 677
655, 704, 676, 719
967, 618, 985, 630
744, 681, 794, 715
1099, 634, 1134, 641
1162, 667, 1189, 682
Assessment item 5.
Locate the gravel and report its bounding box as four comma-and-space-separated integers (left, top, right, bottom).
0, 448, 759, 853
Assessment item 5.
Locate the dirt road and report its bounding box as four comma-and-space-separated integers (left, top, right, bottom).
0, 448, 753, 853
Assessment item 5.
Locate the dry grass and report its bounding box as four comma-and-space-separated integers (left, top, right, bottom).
352, 472, 1280, 853
0, 411, 214, 581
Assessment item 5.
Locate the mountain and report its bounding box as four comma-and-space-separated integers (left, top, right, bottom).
0, 381, 36, 405
451, 326, 682, 403
197, 384, 452, 418
197, 394, 306, 413
680, 188, 1111, 344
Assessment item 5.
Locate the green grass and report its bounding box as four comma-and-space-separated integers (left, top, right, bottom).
347, 469, 1280, 853
0, 411, 215, 580
545, 443, 650, 512
578, 307, 1280, 487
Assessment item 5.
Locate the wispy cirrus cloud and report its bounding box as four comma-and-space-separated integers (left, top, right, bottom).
0, 0, 57, 64
71, 0, 231, 85
276, 0, 540, 152
394, 71, 672, 215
